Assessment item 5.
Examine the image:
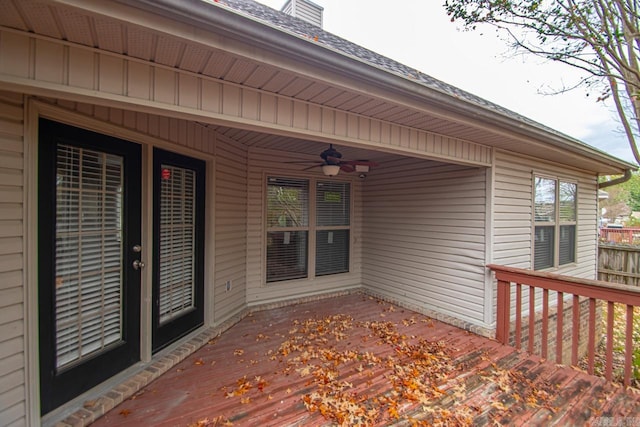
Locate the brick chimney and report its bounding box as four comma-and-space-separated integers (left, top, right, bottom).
281, 0, 323, 28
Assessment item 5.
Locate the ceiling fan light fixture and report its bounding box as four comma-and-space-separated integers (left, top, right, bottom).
322, 164, 340, 176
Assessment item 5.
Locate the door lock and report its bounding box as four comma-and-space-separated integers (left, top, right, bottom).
133, 260, 145, 270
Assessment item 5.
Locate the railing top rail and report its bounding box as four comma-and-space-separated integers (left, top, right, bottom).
487, 264, 640, 305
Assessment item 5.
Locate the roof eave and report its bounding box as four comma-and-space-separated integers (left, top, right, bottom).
93, 0, 636, 174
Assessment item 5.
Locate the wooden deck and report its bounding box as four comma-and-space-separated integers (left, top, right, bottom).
90, 294, 640, 426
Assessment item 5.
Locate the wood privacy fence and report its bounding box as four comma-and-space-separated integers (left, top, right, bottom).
598, 243, 640, 287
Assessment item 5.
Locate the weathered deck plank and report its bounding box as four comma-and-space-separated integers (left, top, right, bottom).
90, 294, 640, 427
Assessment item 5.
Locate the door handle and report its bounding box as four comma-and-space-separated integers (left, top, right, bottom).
133, 260, 145, 270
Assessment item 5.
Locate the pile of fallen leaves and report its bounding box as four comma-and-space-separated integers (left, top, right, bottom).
213, 301, 555, 426
217, 307, 478, 426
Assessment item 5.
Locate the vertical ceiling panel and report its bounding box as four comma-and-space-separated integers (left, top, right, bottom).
93, 17, 125, 54
350, 99, 386, 115
202, 53, 236, 79
0, 1, 28, 31
243, 65, 279, 89
224, 60, 259, 84
295, 82, 330, 101
154, 37, 185, 67
261, 71, 299, 93
126, 27, 155, 61
278, 77, 315, 97
55, 8, 94, 46
180, 44, 211, 73
307, 86, 344, 104
323, 92, 360, 109
16, 1, 61, 38
337, 94, 375, 112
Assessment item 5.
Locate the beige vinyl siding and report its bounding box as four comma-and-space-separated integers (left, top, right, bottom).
245, 148, 362, 305
493, 150, 598, 279
39, 99, 252, 325
213, 136, 248, 323
0, 29, 491, 168
361, 158, 488, 326
492, 150, 599, 321
0, 91, 26, 426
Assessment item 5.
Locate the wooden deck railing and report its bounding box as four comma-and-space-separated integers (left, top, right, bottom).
599, 227, 640, 244
489, 264, 640, 387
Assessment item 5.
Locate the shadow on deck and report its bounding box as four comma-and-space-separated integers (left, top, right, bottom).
89, 294, 640, 426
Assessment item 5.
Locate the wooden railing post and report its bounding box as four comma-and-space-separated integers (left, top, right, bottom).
496, 278, 510, 345
487, 264, 640, 387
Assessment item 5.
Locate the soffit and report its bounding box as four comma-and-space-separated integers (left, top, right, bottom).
0, 0, 632, 174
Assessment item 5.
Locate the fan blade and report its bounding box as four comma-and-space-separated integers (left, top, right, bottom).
303, 164, 322, 171
340, 164, 355, 173
340, 159, 379, 167
282, 160, 325, 164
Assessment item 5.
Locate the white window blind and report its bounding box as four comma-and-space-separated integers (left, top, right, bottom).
316, 181, 350, 276
534, 177, 576, 270
266, 177, 309, 282
158, 165, 196, 324
55, 144, 123, 369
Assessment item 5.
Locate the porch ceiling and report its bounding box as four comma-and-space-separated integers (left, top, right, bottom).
0, 0, 633, 173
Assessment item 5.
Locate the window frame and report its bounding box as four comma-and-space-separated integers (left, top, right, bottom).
532, 174, 578, 270
264, 174, 353, 284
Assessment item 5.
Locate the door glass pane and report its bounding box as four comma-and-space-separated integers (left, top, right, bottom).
158, 165, 196, 324
55, 145, 123, 369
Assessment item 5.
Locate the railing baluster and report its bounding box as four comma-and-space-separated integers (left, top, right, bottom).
488, 264, 640, 386
605, 301, 615, 382
529, 286, 535, 354
515, 283, 522, 349
588, 298, 596, 375
624, 304, 633, 387
542, 289, 549, 359
556, 292, 564, 364
572, 294, 580, 366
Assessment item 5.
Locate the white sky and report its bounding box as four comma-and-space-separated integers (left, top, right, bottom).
255, 0, 635, 164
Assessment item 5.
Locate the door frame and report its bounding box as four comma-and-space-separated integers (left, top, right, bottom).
27, 103, 216, 423
37, 118, 142, 414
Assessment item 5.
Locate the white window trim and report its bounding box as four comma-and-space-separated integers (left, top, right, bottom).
263, 173, 353, 285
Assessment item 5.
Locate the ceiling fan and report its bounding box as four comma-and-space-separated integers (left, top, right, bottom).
290, 144, 379, 177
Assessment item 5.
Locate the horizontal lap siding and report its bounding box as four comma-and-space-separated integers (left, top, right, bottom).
214, 138, 248, 323
361, 159, 487, 326
0, 91, 26, 426
493, 151, 599, 320
493, 151, 598, 279
0, 30, 491, 168
41, 100, 249, 325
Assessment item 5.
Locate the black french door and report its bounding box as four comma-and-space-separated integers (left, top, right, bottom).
38, 119, 142, 414
152, 148, 205, 352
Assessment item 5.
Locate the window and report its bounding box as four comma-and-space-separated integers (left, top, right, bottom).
534, 177, 577, 270
266, 177, 351, 282
316, 181, 350, 276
